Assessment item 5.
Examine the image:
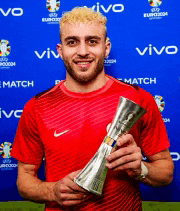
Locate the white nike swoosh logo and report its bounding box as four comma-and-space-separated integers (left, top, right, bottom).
54, 130, 69, 137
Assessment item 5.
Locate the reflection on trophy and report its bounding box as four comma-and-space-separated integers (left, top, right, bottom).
74, 97, 146, 195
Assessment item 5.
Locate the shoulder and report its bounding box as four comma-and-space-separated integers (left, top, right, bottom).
108, 75, 140, 92
35, 83, 62, 100
108, 75, 158, 111
22, 83, 63, 114
107, 75, 143, 103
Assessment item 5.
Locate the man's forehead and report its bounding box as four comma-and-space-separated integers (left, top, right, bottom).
60, 22, 105, 39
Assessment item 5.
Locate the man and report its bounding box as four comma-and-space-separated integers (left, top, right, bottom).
12, 7, 174, 211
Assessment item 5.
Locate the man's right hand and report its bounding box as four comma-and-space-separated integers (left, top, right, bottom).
53, 170, 91, 206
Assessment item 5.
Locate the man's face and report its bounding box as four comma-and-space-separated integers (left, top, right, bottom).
58, 22, 110, 84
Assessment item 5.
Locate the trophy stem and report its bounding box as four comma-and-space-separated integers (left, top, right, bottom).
74, 142, 112, 195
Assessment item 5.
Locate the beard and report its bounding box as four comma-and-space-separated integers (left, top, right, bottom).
63, 56, 105, 85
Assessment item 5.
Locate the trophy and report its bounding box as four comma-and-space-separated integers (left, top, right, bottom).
74, 97, 146, 195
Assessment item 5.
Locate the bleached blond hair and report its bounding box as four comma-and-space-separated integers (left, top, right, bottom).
60, 7, 107, 39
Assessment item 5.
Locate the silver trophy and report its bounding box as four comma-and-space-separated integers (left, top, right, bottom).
74, 97, 146, 195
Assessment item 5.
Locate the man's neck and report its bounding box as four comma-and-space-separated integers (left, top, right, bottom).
65, 72, 108, 93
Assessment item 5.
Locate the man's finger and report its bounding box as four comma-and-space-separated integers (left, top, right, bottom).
64, 178, 87, 193
106, 151, 141, 169
61, 199, 86, 206
68, 170, 82, 180
116, 134, 137, 147
59, 192, 87, 201
111, 160, 141, 172
65, 171, 88, 193
107, 146, 141, 162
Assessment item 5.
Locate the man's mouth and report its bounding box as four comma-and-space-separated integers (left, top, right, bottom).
74, 60, 93, 69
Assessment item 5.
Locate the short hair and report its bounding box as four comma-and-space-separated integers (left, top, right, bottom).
60, 7, 107, 40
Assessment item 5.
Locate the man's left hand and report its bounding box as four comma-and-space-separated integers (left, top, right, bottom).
106, 134, 142, 178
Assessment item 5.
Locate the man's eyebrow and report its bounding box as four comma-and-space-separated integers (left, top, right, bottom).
86, 36, 101, 40
64, 36, 78, 42
64, 35, 102, 42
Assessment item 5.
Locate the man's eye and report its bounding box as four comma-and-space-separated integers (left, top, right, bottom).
67, 40, 76, 45
88, 39, 98, 44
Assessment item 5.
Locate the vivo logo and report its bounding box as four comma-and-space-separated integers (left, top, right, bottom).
0, 108, 22, 118
170, 152, 180, 161
87, 2, 124, 13
34, 48, 60, 59
136, 44, 178, 56
0, 8, 23, 16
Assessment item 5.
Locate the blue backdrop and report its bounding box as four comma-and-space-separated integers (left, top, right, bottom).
0, 0, 180, 202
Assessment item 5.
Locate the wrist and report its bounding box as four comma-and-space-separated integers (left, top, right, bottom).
135, 162, 148, 181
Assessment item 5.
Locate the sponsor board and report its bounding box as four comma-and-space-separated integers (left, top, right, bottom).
55, 78, 157, 87
171, 152, 180, 161
136, 44, 178, 56
154, 95, 170, 123
0, 40, 16, 69
154, 95, 165, 112
0, 108, 22, 118
0, 142, 17, 171
35, 48, 59, 59
104, 57, 117, 66
55, 80, 63, 85
143, 0, 168, 20
104, 38, 117, 66
85, 2, 124, 13
0, 81, 34, 88
118, 77, 157, 85
0, 8, 23, 17
42, 0, 60, 24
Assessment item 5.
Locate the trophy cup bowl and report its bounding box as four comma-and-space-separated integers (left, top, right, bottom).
74, 97, 146, 195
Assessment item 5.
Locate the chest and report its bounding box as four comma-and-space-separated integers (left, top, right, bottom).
38, 98, 119, 163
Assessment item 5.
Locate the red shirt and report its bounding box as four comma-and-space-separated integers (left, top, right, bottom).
12, 76, 170, 211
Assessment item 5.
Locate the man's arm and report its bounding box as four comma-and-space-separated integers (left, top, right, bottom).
106, 134, 174, 186
17, 161, 90, 206
141, 150, 174, 186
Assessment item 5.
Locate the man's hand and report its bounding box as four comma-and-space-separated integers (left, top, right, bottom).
53, 170, 91, 206
106, 134, 142, 178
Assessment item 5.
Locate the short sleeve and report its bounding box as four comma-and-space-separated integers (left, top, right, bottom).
138, 88, 170, 157
11, 98, 44, 165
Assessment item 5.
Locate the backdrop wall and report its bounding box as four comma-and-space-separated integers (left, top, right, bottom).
0, 0, 180, 202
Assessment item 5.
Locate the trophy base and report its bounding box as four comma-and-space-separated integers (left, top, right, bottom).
75, 177, 106, 195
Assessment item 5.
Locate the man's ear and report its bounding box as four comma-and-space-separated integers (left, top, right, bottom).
57, 44, 63, 59
105, 38, 111, 58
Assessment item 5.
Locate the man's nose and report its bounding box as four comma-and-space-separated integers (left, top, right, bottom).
77, 42, 89, 57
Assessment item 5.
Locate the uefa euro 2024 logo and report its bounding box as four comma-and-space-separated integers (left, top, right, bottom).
0, 142, 18, 170
0, 40, 16, 68
0, 40, 10, 57
46, 0, 60, 12
42, 0, 60, 24
148, 0, 162, 7
154, 95, 165, 112
144, 0, 168, 20
0, 142, 12, 159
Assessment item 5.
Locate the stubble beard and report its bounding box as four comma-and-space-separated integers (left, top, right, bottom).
64, 56, 105, 85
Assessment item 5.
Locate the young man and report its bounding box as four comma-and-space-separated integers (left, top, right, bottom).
12, 7, 173, 211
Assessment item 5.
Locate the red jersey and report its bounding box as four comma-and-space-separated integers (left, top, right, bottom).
12, 76, 170, 211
